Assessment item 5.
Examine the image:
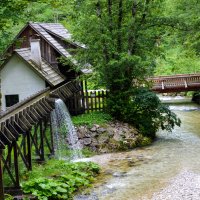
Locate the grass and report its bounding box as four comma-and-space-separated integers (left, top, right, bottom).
72, 111, 112, 127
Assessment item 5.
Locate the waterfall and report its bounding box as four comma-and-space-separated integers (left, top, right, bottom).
50, 99, 83, 160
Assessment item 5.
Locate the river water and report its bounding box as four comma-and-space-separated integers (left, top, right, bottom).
76, 96, 200, 200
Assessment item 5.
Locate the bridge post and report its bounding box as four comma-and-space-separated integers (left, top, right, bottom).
0, 149, 4, 200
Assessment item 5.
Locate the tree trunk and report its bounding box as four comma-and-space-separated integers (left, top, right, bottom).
117, 0, 123, 53
107, 0, 113, 34
96, 0, 109, 63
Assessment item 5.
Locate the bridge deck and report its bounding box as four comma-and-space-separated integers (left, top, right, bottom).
148, 73, 200, 93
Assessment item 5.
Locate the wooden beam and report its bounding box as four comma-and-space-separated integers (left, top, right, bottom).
0, 150, 4, 200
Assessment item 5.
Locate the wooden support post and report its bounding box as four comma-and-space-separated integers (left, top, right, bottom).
49, 119, 55, 156
23, 135, 26, 159
84, 80, 89, 113
13, 142, 20, 189
0, 149, 4, 200
34, 124, 38, 156
40, 122, 45, 161
27, 130, 32, 170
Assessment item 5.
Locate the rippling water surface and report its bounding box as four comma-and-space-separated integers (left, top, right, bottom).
76, 97, 200, 200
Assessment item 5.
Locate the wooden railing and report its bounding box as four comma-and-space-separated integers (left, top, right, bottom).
148, 73, 200, 93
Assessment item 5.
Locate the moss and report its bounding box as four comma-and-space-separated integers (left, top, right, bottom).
136, 135, 152, 147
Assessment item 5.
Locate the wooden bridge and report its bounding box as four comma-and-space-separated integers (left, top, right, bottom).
148, 73, 200, 93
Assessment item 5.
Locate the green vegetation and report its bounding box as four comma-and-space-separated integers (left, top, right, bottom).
5, 194, 14, 200
72, 111, 112, 127
67, 0, 181, 138
0, 0, 187, 138
21, 160, 100, 200
155, 0, 200, 75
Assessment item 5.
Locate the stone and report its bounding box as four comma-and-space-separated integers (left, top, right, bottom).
90, 126, 97, 132
77, 126, 88, 138
107, 131, 114, 137
91, 138, 98, 147
112, 172, 127, 177
98, 128, 106, 133
75, 120, 140, 153
83, 138, 92, 145
98, 133, 110, 144
99, 148, 109, 153
91, 131, 98, 138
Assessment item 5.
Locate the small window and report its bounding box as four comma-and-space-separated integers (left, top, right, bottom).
5, 95, 19, 107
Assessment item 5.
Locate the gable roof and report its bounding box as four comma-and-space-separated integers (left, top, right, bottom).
38, 23, 72, 40
15, 48, 65, 86
29, 22, 78, 65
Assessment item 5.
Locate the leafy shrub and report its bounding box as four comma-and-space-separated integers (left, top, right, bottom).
22, 161, 100, 200
5, 194, 14, 200
107, 87, 181, 138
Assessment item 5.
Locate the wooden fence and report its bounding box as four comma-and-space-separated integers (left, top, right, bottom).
82, 81, 109, 112
84, 90, 108, 112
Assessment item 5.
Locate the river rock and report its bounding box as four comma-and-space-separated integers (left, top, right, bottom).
90, 126, 97, 132
98, 133, 110, 144
112, 172, 127, 177
83, 138, 92, 145
77, 126, 88, 138
75, 120, 145, 153
98, 127, 106, 133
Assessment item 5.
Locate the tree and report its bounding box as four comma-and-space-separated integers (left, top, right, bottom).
155, 0, 200, 75
66, 0, 181, 138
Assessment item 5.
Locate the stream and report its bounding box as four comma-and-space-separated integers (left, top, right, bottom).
75, 96, 200, 200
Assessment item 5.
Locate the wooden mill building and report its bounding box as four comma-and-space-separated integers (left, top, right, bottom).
0, 22, 92, 199
0, 22, 86, 112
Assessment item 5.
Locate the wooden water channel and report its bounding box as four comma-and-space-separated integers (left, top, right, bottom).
0, 81, 86, 199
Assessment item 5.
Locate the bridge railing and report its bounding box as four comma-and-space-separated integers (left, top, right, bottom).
148, 73, 200, 92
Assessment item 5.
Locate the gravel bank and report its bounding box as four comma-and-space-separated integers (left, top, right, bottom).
150, 171, 200, 200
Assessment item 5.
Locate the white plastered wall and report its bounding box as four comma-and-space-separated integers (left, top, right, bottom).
0, 54, 46, 111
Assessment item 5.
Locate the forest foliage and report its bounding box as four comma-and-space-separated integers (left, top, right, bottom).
0, 0, 199, 74
1, 0, 199, 136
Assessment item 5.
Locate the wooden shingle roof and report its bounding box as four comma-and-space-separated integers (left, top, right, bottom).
29, 23, 77, 65
15, 48, 65, 86
38, 23, 72, 40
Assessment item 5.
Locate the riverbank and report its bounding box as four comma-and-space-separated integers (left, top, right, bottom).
74, 102, 200, 200
149, 170, 200, 200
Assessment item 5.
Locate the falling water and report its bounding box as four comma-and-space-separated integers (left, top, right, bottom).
51, 99, 82, 160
